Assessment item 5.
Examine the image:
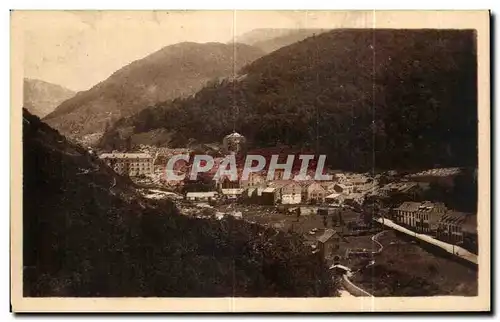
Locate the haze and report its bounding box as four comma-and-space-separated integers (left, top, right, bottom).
20, 10, 373, 91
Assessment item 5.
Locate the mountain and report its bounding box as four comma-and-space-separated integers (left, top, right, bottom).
23, 78, 75, 118
42, 42, 265, 141
235, 28, 330, 53
99, 29, 477, 172
23, 109, 335, 297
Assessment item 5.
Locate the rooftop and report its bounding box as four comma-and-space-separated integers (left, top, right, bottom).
224, 131, 244, 138
305, 181, 327, 190
317, 229, 336, 243
268, 180, 299, 188
221, 188, 244, 195
409, 167, 462, 177
100, 153, 152, 159
382, 182, 417, 191
347, 177, 369, 185
395, 201, 446, 212
186, 191, 218, 198
462, 215, 478, 234
344, 193, 365, 199
153, 155, 169, 165
440, 211, 476, 232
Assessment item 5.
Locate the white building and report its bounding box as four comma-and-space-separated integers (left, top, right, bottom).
221, 188, 245, 200
279, 182, 302, 204
185, 191, 218, 202
100, 153, 153, 176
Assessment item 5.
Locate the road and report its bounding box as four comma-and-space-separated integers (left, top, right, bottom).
334, 230, 387, 297
374, 217, 478, 265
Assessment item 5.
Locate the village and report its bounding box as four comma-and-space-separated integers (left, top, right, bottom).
96, 131, 478, 296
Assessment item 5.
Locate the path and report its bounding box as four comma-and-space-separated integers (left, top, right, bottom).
371, 230, 386, 254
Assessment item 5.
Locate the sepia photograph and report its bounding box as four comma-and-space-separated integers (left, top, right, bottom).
10, 10, 490, 312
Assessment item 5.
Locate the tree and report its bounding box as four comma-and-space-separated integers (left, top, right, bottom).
126, 136, 132, 151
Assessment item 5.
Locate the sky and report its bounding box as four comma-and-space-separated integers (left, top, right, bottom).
18, 10, 373, 91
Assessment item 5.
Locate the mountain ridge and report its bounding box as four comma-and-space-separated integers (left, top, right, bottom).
43, 42, 265, 141
23, 78, 76, 118
235, 28, 330, 53
99, 29, 477, 172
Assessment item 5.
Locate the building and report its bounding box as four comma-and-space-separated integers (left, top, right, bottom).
221, 188, 244, 200
279, 182, 302, 204
243, 185, 266, 203
352, 183, 376, 194
321, 181, 338, 192
261, 187, 279, 205
270, 169, 287, 181
302, 182, 328, 204
393, 201, 447, 233
240, 172, 266, 189
153, 155, 169, 174
325, 193, 343, 205
380, 181, 430, 200
222, 131, 246, 155
343, 193, 365, 209
100, 153, 153, 177
216, 177, 241, 190
333, 183, 353, 194
317, 229, 341, 261
437, 212, 477, 248
185, 191, 218, 202
152, 148, 191, 173
348, 176, 371, 191
462, 214, 478, 253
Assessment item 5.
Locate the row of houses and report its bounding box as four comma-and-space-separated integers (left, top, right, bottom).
392, 201, 477, 251
185, 179, 379, 208
334, 173, 372, 193
98, 152, 380, 207
216, 170, 379, 205
186, 180, 328, 205
99, 149, 193, 178
437, 211, 477, 249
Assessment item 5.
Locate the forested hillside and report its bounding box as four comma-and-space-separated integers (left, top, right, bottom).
43, 42, 265, 140
99, 29, 477, 171
23, 78, 75, 117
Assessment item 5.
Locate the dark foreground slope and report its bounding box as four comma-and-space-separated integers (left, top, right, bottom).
23, 109, 335, 297
43, 42, 264, 140
100, 29, 477, 172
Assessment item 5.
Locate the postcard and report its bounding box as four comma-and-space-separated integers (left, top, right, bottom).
10, 10, 490, 312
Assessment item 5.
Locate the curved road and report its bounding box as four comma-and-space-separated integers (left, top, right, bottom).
338, 230, 387, 297
371, 230, 386, 254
